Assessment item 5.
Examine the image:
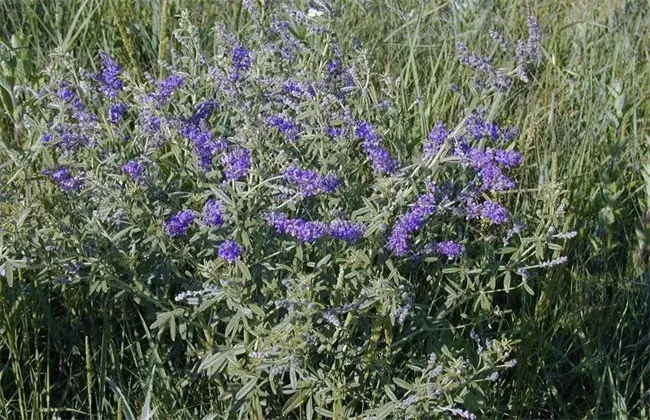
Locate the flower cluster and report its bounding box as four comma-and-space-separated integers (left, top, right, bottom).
149, 74, 184, 105
231, 45, 252, 81
423, 121, 449, 159
202, 199, 224, 227
388, 190, 438, 256
43, 168, 84, 192
267, 212, 365, 243
179, 124, 227, 170
282, 165, 340, 197
356, 121, 399, 175
96, 51, 123, 98
164, 210, 196, 238
423, 241, 465, 260
327, 219, 366, 242
218, 240, 243, 262
109, 103, 129, 124
268, 116, 300, 141
122, 160, 147, 185
220, 148, 252, 180
267, 212, 328, 242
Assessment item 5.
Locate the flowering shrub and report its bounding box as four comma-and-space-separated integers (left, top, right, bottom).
0, 3, 576, 418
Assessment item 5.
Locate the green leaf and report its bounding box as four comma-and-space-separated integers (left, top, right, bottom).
235, 377, 258, 401
383, 385, 398, 402
3, 263, 13, 288
373, 402, 397, 420
522, 281, 535, 295
225, 312, 241, 338
282, 388, 311, 415
237, 260, 251, 281
198, 352, 228, 375
150, 311, 171, 330
392, 377, 412, 391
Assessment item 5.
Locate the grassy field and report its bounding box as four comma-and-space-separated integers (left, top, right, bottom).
1, 0, 649, 418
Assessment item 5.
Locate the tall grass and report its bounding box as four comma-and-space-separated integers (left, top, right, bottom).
0, 0, 648, 418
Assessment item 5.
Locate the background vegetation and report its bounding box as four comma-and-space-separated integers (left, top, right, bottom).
1, 0, 648, 418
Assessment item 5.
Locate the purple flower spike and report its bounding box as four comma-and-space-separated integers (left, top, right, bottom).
423, 121, 448, 159
267, 212, 328, 243
494, 149, 522, 168
423, 241, 465, 260
218, 240, 243, 263
329, 219, 366, 242
150, 74, 184, 105
268, 116, 300, 141
230, 45, 252, 81
109, 103, 129, 125
221, 148, 252, 180
282, 165, 340, 197
47, 168, 84, 192
202, 199, 224, 227
356, 121, 399, 175
481, 200, 508, 225
97, 52, 123, 98
179, 125, 227, 171
388, 191, 438, 256
327, 126, 344, 140
122, 160, 147, 184
164, 210, 196, 238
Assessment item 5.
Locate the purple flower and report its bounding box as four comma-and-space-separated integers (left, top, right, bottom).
122, 160, 147, 184
489, 30, 509, 51
58, 82, 84, 111
267, 212, 328, 243
282, 165, 340, 197
45, 168, 84, 192
388, 191, 438, 256
150, 74, 184, 105
142, 114, 161, 133
461, 148, 517, 192
221, 148, 251, 180
231, 45, 252, 81
423, 121, 448, 159
481, 200, 508, 225
109, 103, 129, 125
328, 219, 365, 242
486, 122, 501, 140
58, 82, 76, 102
52, 123, 96, 151
191, 100, 219, 123
164, 210, 196, 238
327, 58, 343, 77
465, 109, 490, 140
268, 116, 300, 141
96, 52, 123, 98
502, 127, 520, 142
423, 241, 465, 260
525, 14, 543, 63
218, 240, 243, 263
283, 81, 304, 96
202, 199, 224, 227
327, 126, 344, 139
356, 121, 399, 175
179, 125, 227, 171
494, 149, 522, 168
